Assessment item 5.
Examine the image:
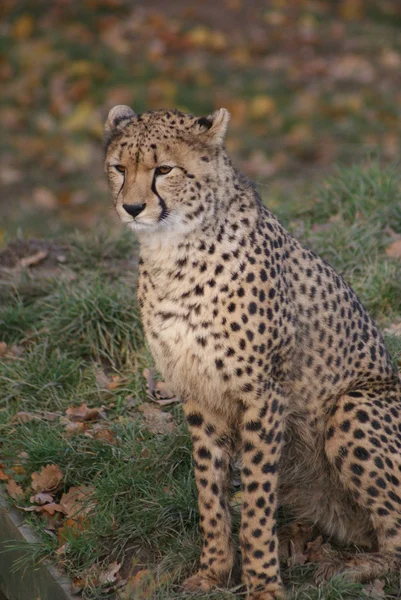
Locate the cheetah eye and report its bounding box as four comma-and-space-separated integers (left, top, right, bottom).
155, 165, 172, 176
114, 165, 126, 174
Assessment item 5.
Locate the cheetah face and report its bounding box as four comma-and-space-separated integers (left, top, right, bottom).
104, 106, 230, 237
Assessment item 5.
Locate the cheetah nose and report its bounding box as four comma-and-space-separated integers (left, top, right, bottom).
123, 203, 146, 218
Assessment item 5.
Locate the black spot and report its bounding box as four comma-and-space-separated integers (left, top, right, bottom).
187, 413, 204, 427
354, 446, 370, 461
198, 447, 212, 460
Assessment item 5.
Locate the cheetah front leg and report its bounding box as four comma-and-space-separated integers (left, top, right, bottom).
240, 384, 286, 600
181, 400, 235, 592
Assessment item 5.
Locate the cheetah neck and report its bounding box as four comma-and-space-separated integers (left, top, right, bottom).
137, 165, 261, 278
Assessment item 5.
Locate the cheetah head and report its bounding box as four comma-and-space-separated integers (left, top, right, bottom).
104, 106, 230, 237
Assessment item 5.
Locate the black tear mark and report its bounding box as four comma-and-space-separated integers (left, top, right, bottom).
151, 172, 169, 221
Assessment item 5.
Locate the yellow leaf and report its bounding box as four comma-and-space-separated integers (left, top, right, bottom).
62, 102, 102, 136
339, 0, 364, 20
249, 95, 276, 120
12, 15, 34, 39
386, 239, 401, 258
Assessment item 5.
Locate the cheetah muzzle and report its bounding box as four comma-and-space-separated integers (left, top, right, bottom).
105, 105, 401, 599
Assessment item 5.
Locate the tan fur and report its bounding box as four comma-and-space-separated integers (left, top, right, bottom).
105, 107, 401, 599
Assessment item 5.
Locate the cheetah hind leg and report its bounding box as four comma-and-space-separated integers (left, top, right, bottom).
323, 389, 401, 584
315, 549, 397, 584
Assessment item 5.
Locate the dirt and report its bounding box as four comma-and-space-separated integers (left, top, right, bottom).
0, 239, 68, 270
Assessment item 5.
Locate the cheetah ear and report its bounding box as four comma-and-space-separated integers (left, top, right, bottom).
196, 108, 230, 145
104, 105, 135, 140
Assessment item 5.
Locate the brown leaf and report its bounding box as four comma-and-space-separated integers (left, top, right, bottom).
98, 561, 121, 585
6, 479, 24, 500
40, 503, 66, 516
383, 322, 401, 337
363, 579, 385, 599
55, 543, 68, 555
65, 403, 105, 422
311, 222, 333, 233
0, 342, 7, 357
138, 404, 174, 435
14, 410, 60, 423
0, 469, 9, 481
386, 239, 401, 258
19, 250, 48, 268
304, 536, 332, 563
140, 447, 150, 459
33, 187, 58, 210
41, 511, 63, 531
62, 420, 89, 436
31, 464, 63, 493
291, 550, 307, 566
30, 492, 54, 505
143, 368, 180, 405
60, 485, 95, 519
57, 516, 86, 544
89, 423, 116, 443
13, 411, 40, 423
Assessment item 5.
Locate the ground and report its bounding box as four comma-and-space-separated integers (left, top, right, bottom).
1, 1, 401, 599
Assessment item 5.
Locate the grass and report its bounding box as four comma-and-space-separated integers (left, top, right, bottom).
1, 163, 401, 599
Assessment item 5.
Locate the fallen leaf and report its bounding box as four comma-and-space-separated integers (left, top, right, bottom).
41, 511, 63, 531
71, 577, 85, 593
249, 95, 276, 120
41, 502, 66, 516
90, 423, 116, 443
138, 404, 174, 435
60, 485, 95, 519
31, 464, 63, 493
55, 543, 68, 555
19, 250, 48, 268
0, 470, 9, 481
291, 550, 307, 566
98, 561, 121, 585
311, 222, 333, 233
106, 374, 124, 390
57, 517, 86, 544
30, 492, 54, 505
0, 342, 7, 356
65, 403, 105, 422
12, 14, 34, 39
6, 479, 24, 500
385, 239, 401, 258
33, 187, 58, 209
13, 411, 40, 423
11, 464, 25, 475
143, 368, 180, 405
362, 579, 385, 598
304, 536, 332, 563
95, 368, 113, 389
140, 447, 150, 459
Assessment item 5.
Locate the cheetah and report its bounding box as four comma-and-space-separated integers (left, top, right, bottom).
105, 105, 401, 600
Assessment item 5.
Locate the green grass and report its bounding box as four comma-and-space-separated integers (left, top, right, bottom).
1, 165, 401, 599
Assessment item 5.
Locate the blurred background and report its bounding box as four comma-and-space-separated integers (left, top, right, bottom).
1, 0, 401, 239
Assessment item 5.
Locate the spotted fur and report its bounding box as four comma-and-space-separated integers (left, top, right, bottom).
105, 106, 401, 600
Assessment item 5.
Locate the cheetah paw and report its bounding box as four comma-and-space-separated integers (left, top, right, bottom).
249, 590, 285, 600
181, 572, 220, 592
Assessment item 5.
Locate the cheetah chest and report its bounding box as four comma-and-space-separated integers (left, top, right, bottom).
143, 301, 234, 408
